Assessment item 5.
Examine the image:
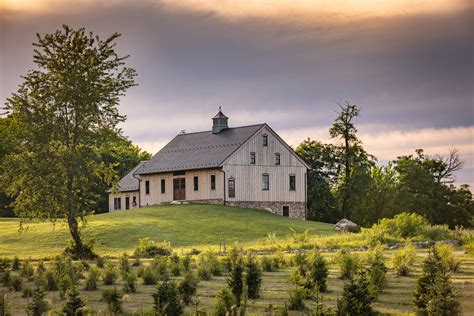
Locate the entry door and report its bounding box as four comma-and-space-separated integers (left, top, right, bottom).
282, 206, 290, 217
173, 178, 186, 200
125, 197, 130, 210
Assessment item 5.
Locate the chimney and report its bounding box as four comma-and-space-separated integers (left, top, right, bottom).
212, 107, 229, 134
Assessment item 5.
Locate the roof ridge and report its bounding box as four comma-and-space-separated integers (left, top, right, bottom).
176, 123, 265, 136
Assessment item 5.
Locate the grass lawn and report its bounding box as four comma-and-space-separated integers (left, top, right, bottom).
0, 204, 336, 258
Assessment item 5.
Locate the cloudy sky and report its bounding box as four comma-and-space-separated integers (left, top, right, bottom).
1, 0, 473, 186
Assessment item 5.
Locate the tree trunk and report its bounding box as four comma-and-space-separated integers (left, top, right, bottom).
342, 136, 351, 219
67, 213, 85, 258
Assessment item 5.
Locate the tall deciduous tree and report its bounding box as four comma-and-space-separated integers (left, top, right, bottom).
0, 25, 137, 258
329, 102, 375, 219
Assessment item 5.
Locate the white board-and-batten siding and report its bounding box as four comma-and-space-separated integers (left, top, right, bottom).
223, 126, 307, 202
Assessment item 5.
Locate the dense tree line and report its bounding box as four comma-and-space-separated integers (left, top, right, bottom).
296, 102, 473, 228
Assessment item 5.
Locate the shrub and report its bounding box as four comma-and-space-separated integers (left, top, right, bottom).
436, 243, 461, 273
226, 256, 244, 306
197, 260, 212, 281
260, 256, 277, 272
103, 263, 118, 285
36, 261, 46, 273
11, 257, 20, 271
151, 257, 170, 280
141, 265, 158, 285
59, 275, 73, 299
337, 271, 376, 316
307, 250, 329, 293
152, 279, 183, 316
84, 268, 99, 291
245, 255, 262, 299
20, 260, 34, 280
170, 253, 181, 276
96, 256, 106, 268
465, 239, 474, 257
288, 286, 306, 311
0, 291, 11, 316
426, 272, 462, 315
178, 272, 198, 305
101, 287, 123, 315
182, 255, 192, 273
1, 270, 10, 287
119, 253, 131, 277
22, 286, 33, 298
26, 286, 49, 316
62, 286, 86, 316
414, 247, 443, 310
335, 249, 361, 279
312, 289, 333, 316
289, 228, 312, 245
378, 213, 428, 239
134, 237, 172, 257
391, 243, 416, 276
0, 258, 10, 273
123, 273, 137, 293
9, 276, 22, 292
422, 224, 452, 241
63, 238, 97, 260
366, 247, 388, 296
214, 288, 236, 316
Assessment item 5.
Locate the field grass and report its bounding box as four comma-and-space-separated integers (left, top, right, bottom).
0, 204, 336, 258
1, 250, 473, 315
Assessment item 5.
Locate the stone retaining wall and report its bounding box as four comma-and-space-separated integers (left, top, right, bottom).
226, 201, 306, 219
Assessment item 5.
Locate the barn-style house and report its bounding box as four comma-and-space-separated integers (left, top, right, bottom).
109, 109, 309, 219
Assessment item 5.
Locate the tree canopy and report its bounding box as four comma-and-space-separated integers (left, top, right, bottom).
0, 25, 137, 258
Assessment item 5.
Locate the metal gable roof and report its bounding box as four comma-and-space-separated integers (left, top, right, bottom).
136, 124, 264, 175
117, 161, 147, 192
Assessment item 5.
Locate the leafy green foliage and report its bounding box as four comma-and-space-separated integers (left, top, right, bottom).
103, 263, 118, 285
0, 291, 11, 316
84, 268, 99, 291
226, 255, 244, 306
134, 238, 172, 258
1, 25, 137, 258
426, 271, 462, 315
152, 279, 183, 316
245, 255, 262, 299
335, 249, 361, 279
414, 247, 444, 310
336, 271, 376, 316
62, 286, 86, 316
101, 287, 123, 315
307, 250, 329, 293
178, 272, 199, 305
214, 288, 237, 316
122, 273, 137, 293
366, 247, 388, 296
288, 286, 306, 311
391, 243, 416, 276
141, 265, 158, 285
26, 286, 49, 316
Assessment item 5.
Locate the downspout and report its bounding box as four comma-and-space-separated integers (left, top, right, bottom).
132, 173, 141, 208
218, 168, 226, 206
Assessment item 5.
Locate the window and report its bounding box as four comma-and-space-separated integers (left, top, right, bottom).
211, 174, 216, 190
114, 197, 121, 210
250, 152, 256, 164
161, 179, 166, 194
275, 153, 281, 165
194, 176, 199, 191
132, 196, 137, 206
145, 180, 150, 195
282, 205, 290, 217
228, 178, 235, 198
262, 174, 269, 191
289, 175, 296, 191
262, 134, 268, 146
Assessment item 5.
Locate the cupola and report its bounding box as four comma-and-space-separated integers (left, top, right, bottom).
212, 107, 229, 134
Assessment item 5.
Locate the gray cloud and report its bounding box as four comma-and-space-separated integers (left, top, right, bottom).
1, 1, 473, 186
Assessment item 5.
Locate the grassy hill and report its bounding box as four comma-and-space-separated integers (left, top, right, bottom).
0, 204, 336, 258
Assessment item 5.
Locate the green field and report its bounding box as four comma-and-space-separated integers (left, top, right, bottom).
1, 251, 473, 315
0, 204, 335, 258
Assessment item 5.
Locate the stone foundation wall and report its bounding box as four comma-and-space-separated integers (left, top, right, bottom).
183, 199, 224, 205
226, 201, 306, 219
